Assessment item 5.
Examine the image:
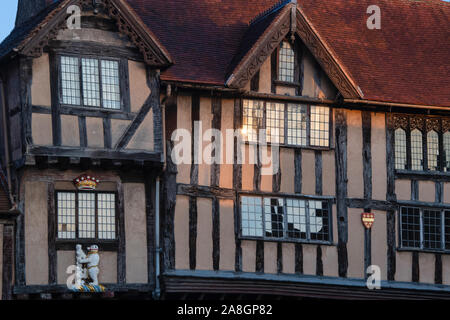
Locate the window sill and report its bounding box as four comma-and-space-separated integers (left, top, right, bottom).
243, 141, 333, 152
396, 247, 450, 255
395, 169, 450, 180
55, 240, 119, 251
273, 80, 302, 88
239, 236, 335, 246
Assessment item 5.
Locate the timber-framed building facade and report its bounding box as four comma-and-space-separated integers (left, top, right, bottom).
0, 0, 449, 300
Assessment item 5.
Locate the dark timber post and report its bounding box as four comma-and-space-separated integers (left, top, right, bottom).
335, 109, 348, 278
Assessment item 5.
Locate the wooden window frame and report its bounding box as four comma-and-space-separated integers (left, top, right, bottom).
238, 194, 334, 245
55, 190, 119, 250
53, 52, 131, 114
399, 206, 450, 254
242, 99, 332, 149
272, 39, 303, 93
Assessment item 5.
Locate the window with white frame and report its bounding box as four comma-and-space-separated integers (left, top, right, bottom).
278, 41, 295, 83
400, 206, 450, 251
57, 191, 116, 240
242, 99, 330, 148
60, 55, 122, 110
241, 195, 332, 242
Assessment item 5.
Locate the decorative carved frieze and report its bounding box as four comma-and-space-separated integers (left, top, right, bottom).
442, 119, 450, 133
409, 116, 424, 131
390, 114, 408, 130
426, 118, 440, 133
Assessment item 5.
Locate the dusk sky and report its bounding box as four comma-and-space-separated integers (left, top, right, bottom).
0, 1, 18, 42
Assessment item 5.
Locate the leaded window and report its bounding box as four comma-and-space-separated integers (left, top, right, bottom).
392, 115, 450, 172
241, 195, 332, 243
278, 41, 295, 82
394, 128, 407, 170
57, 191, 116, 240
242, 99, 330, 148
427, 131, 439, 171
411, 129, 423, 171
400, 206, 450, 252
60, 55, 122, 110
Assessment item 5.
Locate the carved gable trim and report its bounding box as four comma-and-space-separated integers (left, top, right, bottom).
227, 4, 362, 99
227, 5, 291, 89
18, 0, 172, 67
295, 7, 361, 99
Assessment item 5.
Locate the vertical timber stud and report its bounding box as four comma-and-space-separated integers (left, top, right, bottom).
435, 181, 443, 284
145, 171, 155, 285
294, 148, 303, 273
362, 111, 372, 278
211, 96, 222, 271
315, 150, 323, 275
335, 109, 348, 278
233, 98, 243, 272
19, 57, 33, 149
163, 141, 177, 271
411, 179, 419, 283
15, 202, 26, 286
189, 94, 200, 270
49, 52, 62, 146
151, 69, 163, 154
274, 147, 282, 273
48, 183, 57, 285
117, 182, 126, 284
385, 114, 396, 281
2, 225, 14, 300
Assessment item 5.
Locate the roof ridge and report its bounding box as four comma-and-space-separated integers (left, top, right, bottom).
248, 0, 292, 26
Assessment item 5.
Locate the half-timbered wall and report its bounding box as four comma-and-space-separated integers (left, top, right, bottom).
166, 38, 450, 288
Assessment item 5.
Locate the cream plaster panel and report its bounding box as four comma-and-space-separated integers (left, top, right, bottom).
196, 198, 213, 270
280, 148, 295, 194
372, 211, 388, 280
31, 54, 51, 107
419, 253, 435, 284
347, 208, 364, 279
32, 113, 53, 146
258, 57, 272, 94
347, 111, 364, 199
322, 246, 339, 277
175, 196, 189, 270
219, 99, 234, 189
25, 181, 48, 285
242, 240, 256, 273
444, 183, 450, 204
127, 111, 154, 151
443, 255, 450, 285
61, 115, 80, 147
264, 242, 277, 274
129, 60, 151, 113
395, 251, 412, 282
282, 243, 295, 274
124, 183, 147, 283
198, 97, 212, 186
86, 117, 104, 148
301, 150, 315, 195
372, 112, 387, 200
111, 119, 131, 147
219, 200, 235, 271
322, 150, 335, 196
242, 144, 256, 191
302, 244, 316, 275
176, 95, 192, 184
396, 180, 411, 201
57, 251, 75, 285
419, 181, 435, 203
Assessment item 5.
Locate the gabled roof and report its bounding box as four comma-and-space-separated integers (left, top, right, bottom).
299, 0, 450, 107
0, 0, 172, 67
1, 0, 449, 106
